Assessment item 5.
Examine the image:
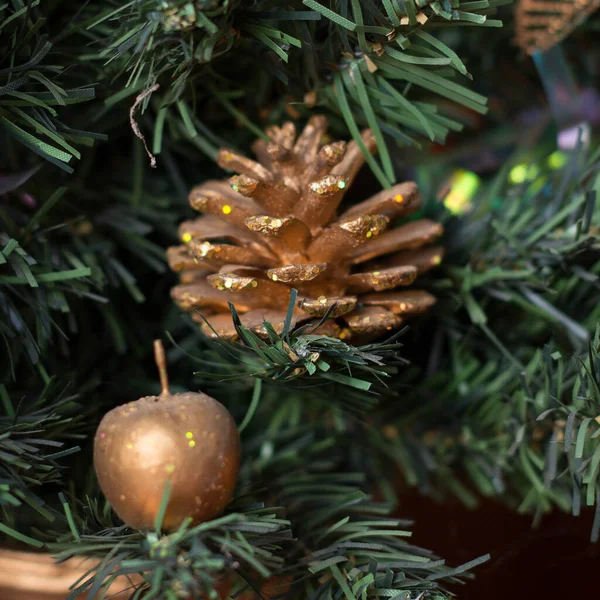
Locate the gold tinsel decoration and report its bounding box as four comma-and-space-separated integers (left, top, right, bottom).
169, 117, 444, 342
515, 0, 600, 54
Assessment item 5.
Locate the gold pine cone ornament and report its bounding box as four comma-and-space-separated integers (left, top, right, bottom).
169, 117, 444, 342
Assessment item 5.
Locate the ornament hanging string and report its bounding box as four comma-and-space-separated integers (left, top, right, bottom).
130, 83, 160, 168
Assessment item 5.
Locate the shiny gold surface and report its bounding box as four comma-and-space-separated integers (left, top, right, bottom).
303, 141, 347, 183
94, 391, 240, 531
367, 246, 445, 274
245, 215, 312, 253
346, 265, 418, 293
167, 245, 211, 273
343, 306, 402, 335
340, 181, 420, 221
307, 215, 389, 263
178, 214, 259, 245
168, 117, 444, 341
171, 281, 264, 313
351, 220, 443, 264
187, 240, 275, 269
299, 295, 357, 318
267, 263, 327, 284
230, 175, 299, 217
331, 129, 377, 185
295, 174, 348, 229
362, 289, 437, 315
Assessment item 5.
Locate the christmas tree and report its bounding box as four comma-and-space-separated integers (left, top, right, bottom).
1, 1, 599, 598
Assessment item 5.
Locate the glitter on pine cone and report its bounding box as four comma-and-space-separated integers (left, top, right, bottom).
169, 117, 444, 342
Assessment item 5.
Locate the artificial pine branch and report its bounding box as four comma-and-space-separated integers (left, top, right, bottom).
173, 298, 407, 393
50, 503, 292, 599
360, 141, 600, 520
0, 176, 175, 370
53, 0, 508, 182
53, 422, 487, 599
0, 4, 101, 170
0, 377, 81, 546
4, 0, 600, 599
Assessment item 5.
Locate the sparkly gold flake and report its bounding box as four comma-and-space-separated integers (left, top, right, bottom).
165, 464, 175, 474
191, 196, 208, 210
186, 432, 194, 439
193, 241, 216, 259
340, 215, 388, 237
209, 273, 259, 291
181, 233, 192, 243
318, 296, 327, 304
394, 194, 404, 203
432, 254, 442, 265
189, 440, 196, 448
222, 205, 232, 215
230, 174, 258, 196
310, 175, 342, 195
246, 215, 289, 235
268, 264, 325, 283
126, 443, 133, 449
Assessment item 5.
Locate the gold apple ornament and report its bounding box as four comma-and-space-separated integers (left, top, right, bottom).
94, 340, 240, 531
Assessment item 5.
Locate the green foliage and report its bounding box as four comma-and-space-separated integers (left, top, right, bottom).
0, 377, 81, 546
442, 143, 600, 352
362, 142, 600, 523
61, 0, 508, 183
394, 328, 600, 538
4, 0, 600, 598
0, 177, 174, 371
0, 4, 101, 170
185, 294, 406, 395
52, 504, 291, 599
54, 424, 487, 599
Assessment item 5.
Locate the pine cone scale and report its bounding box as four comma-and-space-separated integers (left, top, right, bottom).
340, 181, 420, 220
350, 219, 443, 264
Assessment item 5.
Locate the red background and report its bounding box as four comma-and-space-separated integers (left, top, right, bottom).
399, 494, 598, 597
